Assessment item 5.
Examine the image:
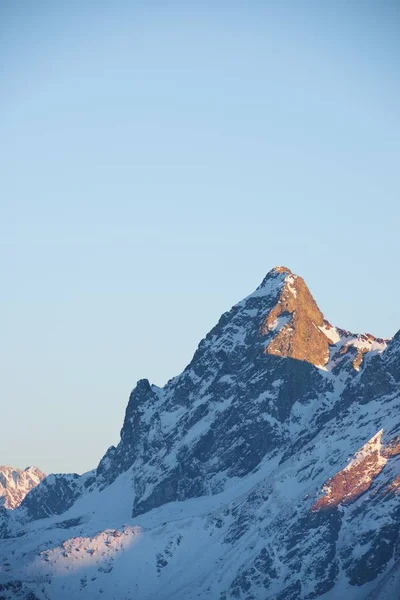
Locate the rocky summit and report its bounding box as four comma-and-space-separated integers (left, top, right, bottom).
1, 267, 399, 600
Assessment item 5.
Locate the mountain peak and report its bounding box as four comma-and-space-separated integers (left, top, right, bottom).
1, 267, 398, 600
0, 465, 45, 509
257, 267, 388, 370
271, 265, 293, 275
257, 265, 293, 289
261, 269, 330, 367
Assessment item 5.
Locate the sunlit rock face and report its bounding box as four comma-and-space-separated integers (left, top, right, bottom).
1, 267, 399, 600
262, 268, 331, 367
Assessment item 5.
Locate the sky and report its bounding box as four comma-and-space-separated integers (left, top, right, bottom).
1, 0, 399, 474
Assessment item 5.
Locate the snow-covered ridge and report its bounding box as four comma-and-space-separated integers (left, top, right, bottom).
33, 525, 142, 577
318, 320, 389, 371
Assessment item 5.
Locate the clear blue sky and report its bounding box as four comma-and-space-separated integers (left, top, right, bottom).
1, 1, 399, 474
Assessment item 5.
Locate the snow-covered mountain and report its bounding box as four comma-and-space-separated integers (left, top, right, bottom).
1, 266, 400, 600
0, 466, 45, 509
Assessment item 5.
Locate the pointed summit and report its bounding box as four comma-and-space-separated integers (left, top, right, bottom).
257, 265, 293, 289
260, 269, 330, 367
258, 268, 388, 370
271, 265, 292, 275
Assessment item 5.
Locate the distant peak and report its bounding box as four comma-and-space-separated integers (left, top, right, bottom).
24, 466, 45, 477
0, 465, 45, 509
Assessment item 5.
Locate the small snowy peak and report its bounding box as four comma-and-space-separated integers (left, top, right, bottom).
257, 266, 292, 287
344, 335, 388, 371
24, 465, 43, 474
318, 321, 389, 372
273, 265, 293, 274
0, 465, 45, 509
250, 266, 290, 299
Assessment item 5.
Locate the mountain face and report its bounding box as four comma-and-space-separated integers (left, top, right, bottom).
1, 267, 399, 600
0, 466, 45, 509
